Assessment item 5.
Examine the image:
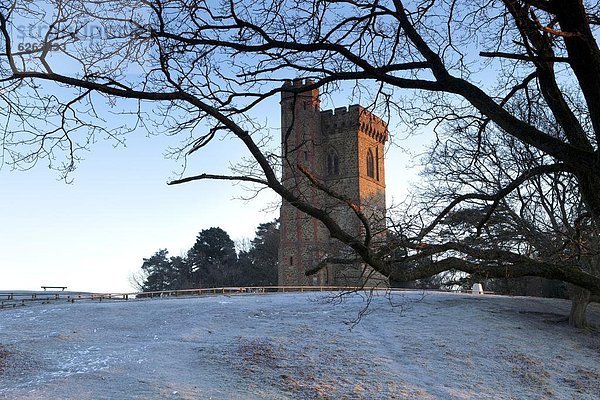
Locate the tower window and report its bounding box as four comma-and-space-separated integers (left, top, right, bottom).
290, 256, 294, 266
327, 148, 339, 176
366, 149, 375, 178
303, 151, 309, 161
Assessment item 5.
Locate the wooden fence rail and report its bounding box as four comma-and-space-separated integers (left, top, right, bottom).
0, 286, 486, 309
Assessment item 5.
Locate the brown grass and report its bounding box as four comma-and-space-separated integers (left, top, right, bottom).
0, 345, 10, 374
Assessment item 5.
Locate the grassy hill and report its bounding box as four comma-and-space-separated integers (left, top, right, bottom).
0, 291, 598, 399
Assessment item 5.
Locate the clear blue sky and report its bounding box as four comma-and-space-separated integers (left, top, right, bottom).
0, 90, 423, 293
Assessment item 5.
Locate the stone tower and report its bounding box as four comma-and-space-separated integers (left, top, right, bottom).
278, 79, 387, 286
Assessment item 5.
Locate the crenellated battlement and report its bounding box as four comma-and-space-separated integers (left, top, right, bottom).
320, 104, 388, 144
281, 78, 319, 103
282, 78, 315, 87
320, 104, 360, 131
280, 79, 387, 144
320, 104, 361, 118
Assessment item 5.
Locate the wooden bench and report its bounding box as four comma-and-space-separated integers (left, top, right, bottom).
41, 286, 67, 291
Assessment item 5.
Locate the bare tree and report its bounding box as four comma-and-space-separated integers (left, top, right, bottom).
1, 0, 600, 326
410, 113, 598, 326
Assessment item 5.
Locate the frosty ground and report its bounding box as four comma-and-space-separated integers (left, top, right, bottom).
0, 291, 598, 399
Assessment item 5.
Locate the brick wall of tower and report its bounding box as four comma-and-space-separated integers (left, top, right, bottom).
357, 107, 387, 237
320, 105, 361, 236
278, 81, 388, 287
321, 105, 387, 285
279, 79, 329, 286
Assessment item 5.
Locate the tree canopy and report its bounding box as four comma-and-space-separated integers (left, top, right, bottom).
135, 222, 279, 291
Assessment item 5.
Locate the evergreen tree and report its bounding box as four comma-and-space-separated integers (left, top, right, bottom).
238, 220, 279, 286
187, 227, 238, 287
138, 223, 279, 291
140, 249, 176, 291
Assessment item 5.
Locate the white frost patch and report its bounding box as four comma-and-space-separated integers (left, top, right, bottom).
50, 353, 112, 378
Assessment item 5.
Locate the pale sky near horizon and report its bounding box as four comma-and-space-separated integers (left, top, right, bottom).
0, 90, 425, 293
0, 128, 282, 293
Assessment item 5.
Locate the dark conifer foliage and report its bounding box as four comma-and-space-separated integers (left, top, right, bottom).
138, 221, 279, 291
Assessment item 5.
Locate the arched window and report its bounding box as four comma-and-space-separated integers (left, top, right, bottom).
366, 149, 375, 178
327, 148, 339, 176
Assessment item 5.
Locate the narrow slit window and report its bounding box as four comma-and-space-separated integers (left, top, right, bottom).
327, 148, 339, 176
366, 149, 375, 178
290, 256, 294, 266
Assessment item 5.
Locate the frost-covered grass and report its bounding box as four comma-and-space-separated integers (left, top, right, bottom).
0, 291, 598, 399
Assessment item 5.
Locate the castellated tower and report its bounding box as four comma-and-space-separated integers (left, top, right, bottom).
278, 79, 388, 286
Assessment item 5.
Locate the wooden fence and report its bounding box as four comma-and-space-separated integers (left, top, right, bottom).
0, 286, 484, 309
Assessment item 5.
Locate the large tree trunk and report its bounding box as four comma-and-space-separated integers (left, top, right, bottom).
568, 285, 590, 328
